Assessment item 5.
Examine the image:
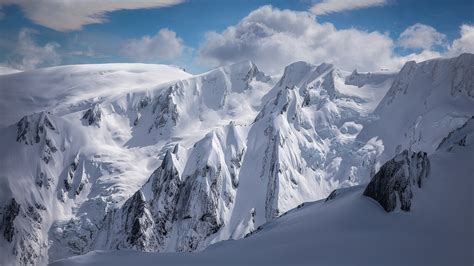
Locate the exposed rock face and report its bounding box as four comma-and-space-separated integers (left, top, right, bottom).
0, 197, 48, 265
82, 103, 102, 127
364, 150, 430, 212
150, 86, 179, 131
436, 116, 474, 151
64, 155, 79, 192
16, 112, 59, 167
96, 148, 183, 252
325, 190, 338, 202
263, 132, 282, 221
94, 125, 243, 253
1, 198, 20, 242
16, 112, 57, 145
173, 164, 225, 252
147, 149, 182, 247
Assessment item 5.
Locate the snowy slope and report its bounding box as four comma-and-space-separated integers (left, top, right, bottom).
0, 61, 275, 265
0, 63, 192, 128
0, 63, 193, 265
358, 53, 474, 165
80, 60, 396, 257
52, 116, 474, 266
1, 54, 472, 266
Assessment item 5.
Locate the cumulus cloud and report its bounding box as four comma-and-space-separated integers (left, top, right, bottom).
198, 6, 400, 74
447, 24, 474, 55
310, 0, 387, 15
121, 28, 184, 62
398, 23, 446, 50
0, 0, 183, 31
197, 6, 473, 75
7, 28, 61, 70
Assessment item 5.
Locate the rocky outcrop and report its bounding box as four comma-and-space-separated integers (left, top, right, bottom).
149, 86, 179, 132
64, 155, 79, 192
0, 198, 48, 265
82, 103, 102, 127
364, 150, 430, 212
94, 126, 243, 253
16, 112, 57, 145
147, 149, 182, 247
16, 112, 59, 165
173, 164, 225, 252
436, 116, 474, 151
325, 190, 338, 202
94, 147, 183, 252
1, 198, 20, 242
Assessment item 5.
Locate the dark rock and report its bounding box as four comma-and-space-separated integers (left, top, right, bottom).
82, 103, 102, 127
124, 191, 153, 249
16, 112, 56, 145
148, 86, 179, 132
64, 156, 79, 192
2, 198, 20, 242
363, 150, 430, 212
436, 116, 474, 151
325, 190, 338, 202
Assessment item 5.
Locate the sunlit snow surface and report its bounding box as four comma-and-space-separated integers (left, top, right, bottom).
0, 54, 473, 265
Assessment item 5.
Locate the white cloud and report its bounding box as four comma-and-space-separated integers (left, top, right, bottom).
447, 24, 474, 55
7, 28, 61, 70
198, 6, 401, 74
310, 0, 387, 15
121, 28, 184, 62
398, 23, 446, 50
197, 6, 472, 75
0, 0, 183, 31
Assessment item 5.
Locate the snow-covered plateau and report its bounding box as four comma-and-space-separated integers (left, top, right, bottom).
0, 54, 473, 266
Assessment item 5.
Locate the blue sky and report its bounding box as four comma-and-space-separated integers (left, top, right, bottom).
0, 0, 473, 74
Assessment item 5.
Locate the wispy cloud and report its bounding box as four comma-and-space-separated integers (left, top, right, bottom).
0, 0, 183, 31
398, 23, 447, 50
121, 28, 185, 62
310, 0, 387, 15
7, 28, 61, 70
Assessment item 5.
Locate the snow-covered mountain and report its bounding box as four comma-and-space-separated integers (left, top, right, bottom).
53, 117, 473, 265
1, 54, 473, 265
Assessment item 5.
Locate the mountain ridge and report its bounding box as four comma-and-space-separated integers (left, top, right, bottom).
0, 53, 472, 265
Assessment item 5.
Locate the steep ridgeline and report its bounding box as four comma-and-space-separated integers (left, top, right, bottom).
93, 122, 245, 252
1, 54, 473, 265
237, 61, 395, 224
0, 61, 273, 265
108, 60, 273, 147
0, 112, 88, 265
52, 117, 474, 265
358, 53, 474, 167
88, 61, 396, 254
